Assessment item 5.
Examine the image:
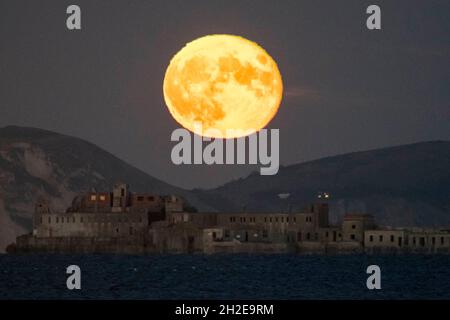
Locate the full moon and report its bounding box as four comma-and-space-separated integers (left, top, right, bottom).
163, 34, 283, 139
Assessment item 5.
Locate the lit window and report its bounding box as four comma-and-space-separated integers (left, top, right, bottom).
99, 195, 106, 201
90, 195, 96, 201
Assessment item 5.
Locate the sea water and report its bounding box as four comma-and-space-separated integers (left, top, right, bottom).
0, 254, 449, 299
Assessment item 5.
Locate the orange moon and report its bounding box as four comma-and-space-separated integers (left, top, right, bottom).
163, 34, 283, 139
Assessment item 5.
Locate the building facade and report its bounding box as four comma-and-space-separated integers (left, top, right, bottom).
13, 184, 450, 255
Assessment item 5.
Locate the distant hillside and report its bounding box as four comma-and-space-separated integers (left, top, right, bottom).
0, 126, 213, 251
1, 126, 449, 251
196, 141, 450, 228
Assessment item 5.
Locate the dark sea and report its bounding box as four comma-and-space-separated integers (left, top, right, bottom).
0, 254, 449, 300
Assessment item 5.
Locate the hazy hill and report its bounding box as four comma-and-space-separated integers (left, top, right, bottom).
1, 126, 449, 251
0, 126, 213, 251
195, 141, 450, 228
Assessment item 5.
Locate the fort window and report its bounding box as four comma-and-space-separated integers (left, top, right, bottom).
432, 237, 435, 245
338, 233, 342, 238
39, 217, 43, 224
116, 228, 119, 233
263, 230, 268, 238
281, 217, 284, 223
148, 196, 154, 201
306, 233, 310, 240
80, 217, 83, 223
413, 237, 416, 245
297, 232, 302, 241
270, 217, 272, 223
225, 230, 230, 238
275, 217, 278, 223
129, 227, 133, 235
56, 217, 59, 223
379, 235, 383, 242
441, 237, 445, 245
369, 235, 373, 242
287, 217, 289, 222
325, 232, 329, 238
352, 225, 356, 229
350, 234, 355, 240
229, 217, 233, 222
264, 217, 267, 223
293, 217, 296, 223
420, 237, 425, 247
90, 195, 96, 201
137, 196, 144, 201
390, 235, 395, 242
48, 217, 51, 223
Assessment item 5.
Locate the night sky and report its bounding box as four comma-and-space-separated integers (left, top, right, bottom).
1, 0, 449, 189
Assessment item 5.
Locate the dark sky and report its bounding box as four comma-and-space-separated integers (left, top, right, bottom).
1, 0, 449, 189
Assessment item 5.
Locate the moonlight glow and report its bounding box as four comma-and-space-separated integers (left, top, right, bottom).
163, 34, 283, 139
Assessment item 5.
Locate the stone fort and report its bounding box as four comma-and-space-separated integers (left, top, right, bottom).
13, 183, 450, 254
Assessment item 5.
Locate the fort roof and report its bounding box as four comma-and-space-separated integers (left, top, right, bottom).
343, 213, 374, 220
